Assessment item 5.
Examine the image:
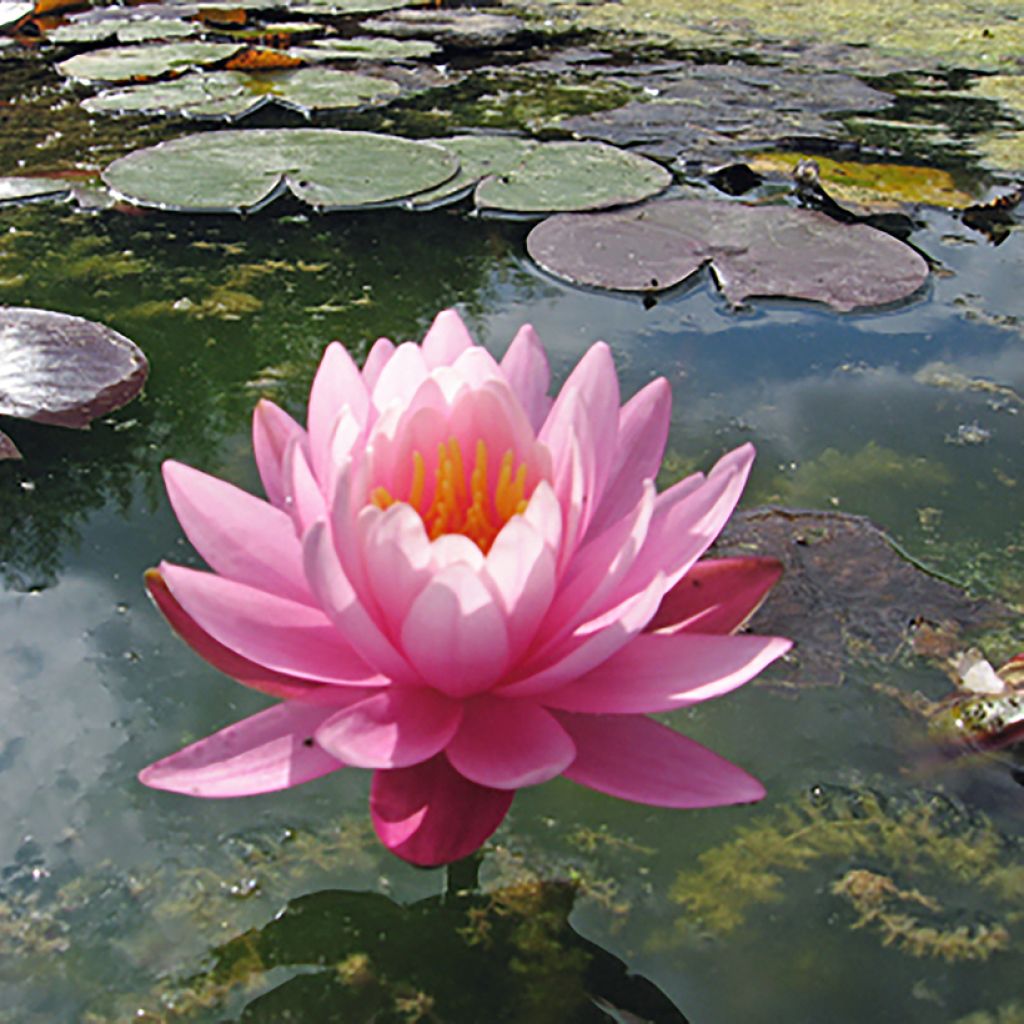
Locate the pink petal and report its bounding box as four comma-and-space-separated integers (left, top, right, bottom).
541, 632, 792, 713
588, 378, 671, 536
362, 336, 395, 391
449, 345, 504, 389
500, 323, 551, 432
421, 308, 475, 368
371, 342, 429, 412
445, 697, 575, 789
557, 712, 766, 807
648, 557, 783, 635
252, 399, 304, 508
304, 521, 417, 683
160, 562, 382, 686
282, 437, 325, 535
139, 702, 348, 797
307, 342, 369, 482
400, 564, 510, 696
316, 686, 462, 768
370, 754, 513, 866
145, 569, 330, 700
162, 461, 311, 605
361, 504, 433, 629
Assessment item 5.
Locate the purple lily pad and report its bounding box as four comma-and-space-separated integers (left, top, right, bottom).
526, 199, 930, 311
0, 306, 149, 432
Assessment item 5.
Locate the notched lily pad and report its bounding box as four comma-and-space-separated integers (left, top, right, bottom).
102, 128, 458, 213
0, 307, 149, 436
711, 507, 1014, 687
0, 176, 70, 205
474, 140, 671, 216
84, 68, 400, 120
527, 199, 929, 310
57, 41, 244, 84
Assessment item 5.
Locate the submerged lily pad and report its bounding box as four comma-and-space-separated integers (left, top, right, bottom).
0, 307, 149, 437
474, 141, 671, 215
712, 508, 1014, 687
0, 176, 70, 205
527, 199, 929, 310
57, 41, 244, 84
84, 68, 400, 120
102, 129, 458, 212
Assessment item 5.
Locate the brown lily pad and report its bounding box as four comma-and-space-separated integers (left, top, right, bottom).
0, 306, 149, 431
526, 199, 930, 310
712, 507, 1015, 687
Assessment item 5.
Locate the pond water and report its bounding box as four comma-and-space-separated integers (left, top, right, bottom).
3, 16, 1024, 1024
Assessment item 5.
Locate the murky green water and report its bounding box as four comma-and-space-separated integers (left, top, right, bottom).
2, 193, 1023, 1023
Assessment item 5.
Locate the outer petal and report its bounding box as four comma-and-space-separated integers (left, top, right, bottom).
145, 569, 329, 700
315, 687, 462, 769
139, 702, 348, 797
252, 399, 304, 509
282, 437, 326, 535
160, 562, 382, 686
401, 564, 510, 696
557, 712, 765, 807
361, 336, 395, 391
541, 632, 792, 713
421, 308, 475, 368
307, 342, 369, 482
648, 557, 783, 635
445, 697, 575, 789
370, 754, 514, 866
500, 322, 551, 432
162, 461, 311, 605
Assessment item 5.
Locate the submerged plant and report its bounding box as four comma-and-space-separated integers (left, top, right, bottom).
139, 309, 790, 865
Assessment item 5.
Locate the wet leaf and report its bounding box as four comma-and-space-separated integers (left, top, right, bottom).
0, 1, 32, 29
56, 41, 244, 84
49, 13, 197, 45
0, 306, 148, 431
84, 67, 399, 120
0, 176, 69, 204
710, 507, 1014, 687
526, 199, 930, 310
289, 35, 439, 61
474, 140, 671, 215
102, 128, 458, 213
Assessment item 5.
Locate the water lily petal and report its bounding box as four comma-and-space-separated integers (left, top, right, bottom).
446, 697, 575, 789
145, 569, 330, 700
401, 563, 510, 696
542, 632, 792, 713
161, 562, 381, 686
282, 435, 325, 535
421, 308, 475, 368
361, 503, 433, 627
362, 336, 395, 391
304, 520, 417, 683
163, 460, 311, 605
371, 341, 429, 413
648, 557, 784, 635
252, 398, 303, 508
500, 322, 551, 432
588, 377, 671, 535
308, 342, 369, 482
370, 754, 513, 866
316, 687, 462, 769
140, 702, 348, 797
557, 712, 765, 807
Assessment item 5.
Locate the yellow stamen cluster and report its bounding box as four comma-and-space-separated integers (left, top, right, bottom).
371, 437, 529, 553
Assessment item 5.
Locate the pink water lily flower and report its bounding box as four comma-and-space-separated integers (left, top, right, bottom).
141, 310, 791, 866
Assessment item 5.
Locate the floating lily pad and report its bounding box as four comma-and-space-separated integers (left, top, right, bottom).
711, 507, 1014, 687
84, 68, 400, 120
527, 199, 929, 310
49, 13, 197, 45
406, 134, 537, 209
362, 7, 528, 49
0, 307, 149, 436
0, 0, 33, 29
57, 41, 244, 84
0, 176, 70, 204
291, 35, 439, 61
474, 141, 671, 215
102, 128, 459, 213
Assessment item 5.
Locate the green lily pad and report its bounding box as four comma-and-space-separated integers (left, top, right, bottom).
0, 176, 70, 205
0, 1, 31, 30
50, 14, 197, 45
101, 128, 459, 213
56, 42, 244, 85
473, 141, 671, 215
83, 68, 400, 120
362, 8, 527, 49
526, 198, 930, 310
406, 134, 537, 209
291, 35, 439, 61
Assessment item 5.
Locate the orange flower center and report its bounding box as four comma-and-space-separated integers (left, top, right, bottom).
371, 438, 529, 553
